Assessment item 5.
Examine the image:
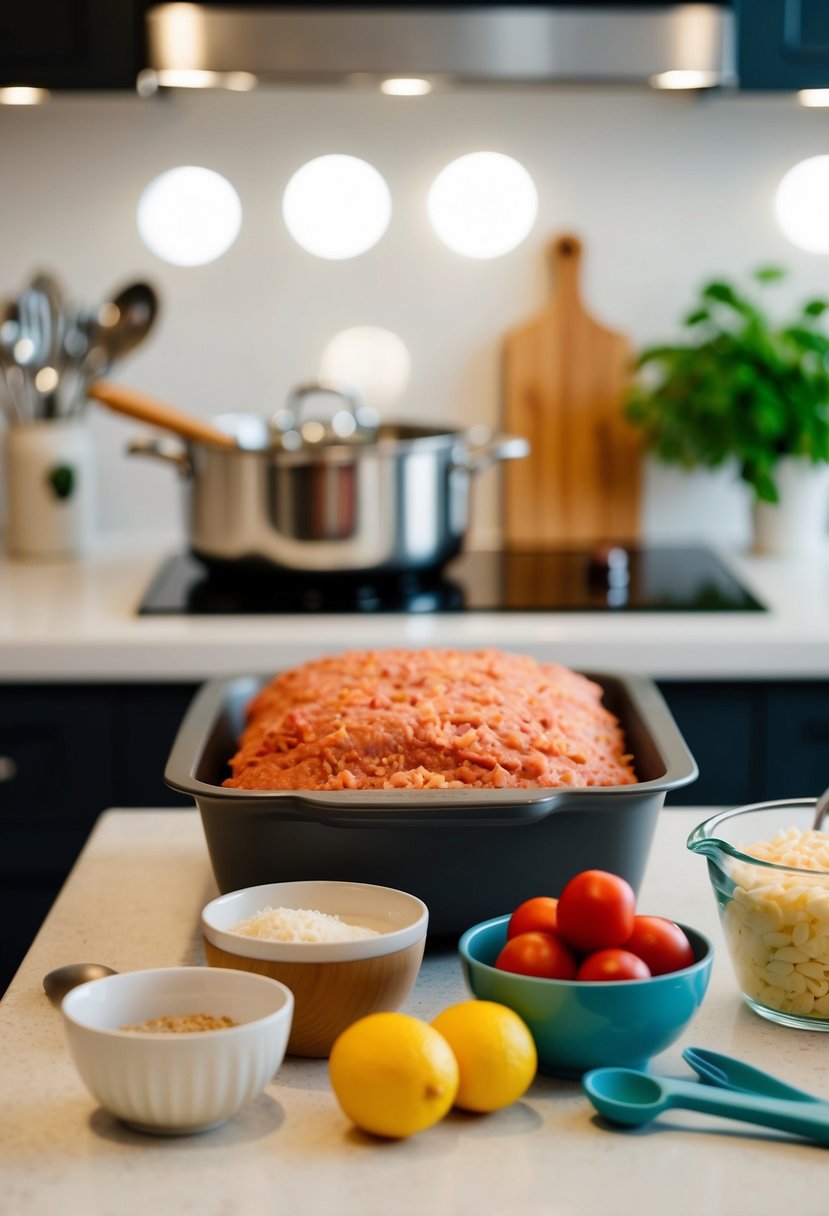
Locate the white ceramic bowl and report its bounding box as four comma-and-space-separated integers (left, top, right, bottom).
61, 966, 293, 1135
201, 880, 428, 1057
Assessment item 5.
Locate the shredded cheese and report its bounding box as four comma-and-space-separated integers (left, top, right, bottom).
722, 827, 829, 1019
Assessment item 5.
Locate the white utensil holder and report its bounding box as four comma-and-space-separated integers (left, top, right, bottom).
3, 420, 95, 558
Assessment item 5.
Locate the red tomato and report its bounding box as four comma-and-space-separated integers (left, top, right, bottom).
495, 931, 577, 980
576, 949, 652, 982
624, 916, 695, 976
507, 896, 559, 940
556, 870, 636, 954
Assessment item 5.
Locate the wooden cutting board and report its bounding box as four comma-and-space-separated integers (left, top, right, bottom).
503, 234, 642, 547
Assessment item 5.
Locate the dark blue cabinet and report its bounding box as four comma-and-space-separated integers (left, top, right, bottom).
737, 0, 829, 90
0, 683, 196, 994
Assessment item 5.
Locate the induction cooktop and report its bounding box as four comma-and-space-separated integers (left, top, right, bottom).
137, 546, 766, 615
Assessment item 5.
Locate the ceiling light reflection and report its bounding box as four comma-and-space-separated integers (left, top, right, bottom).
282, 156, 391, 260
799, 90, 829, 108
137, 166, 242, 266
649, 70, 720, 90
427, 152, 538, 259
776, 156, 829, 254
380, 78, 432, 96
0, 86, 50, 106
320, 327, 411, 409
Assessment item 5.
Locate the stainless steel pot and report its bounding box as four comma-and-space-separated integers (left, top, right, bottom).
127, 385, 529, 575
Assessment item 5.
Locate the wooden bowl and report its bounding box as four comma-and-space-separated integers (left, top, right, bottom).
201, 880, 428, 1058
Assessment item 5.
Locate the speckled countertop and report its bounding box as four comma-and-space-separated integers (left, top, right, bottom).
0, 535, 828, 679
1, 808, 828, 1216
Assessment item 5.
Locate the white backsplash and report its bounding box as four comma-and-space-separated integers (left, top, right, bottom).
0, 85, 826, 551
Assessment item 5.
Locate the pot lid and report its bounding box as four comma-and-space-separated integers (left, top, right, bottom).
269, 380, 380, 452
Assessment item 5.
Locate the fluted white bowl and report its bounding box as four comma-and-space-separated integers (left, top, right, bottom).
61, 966, 293, 1134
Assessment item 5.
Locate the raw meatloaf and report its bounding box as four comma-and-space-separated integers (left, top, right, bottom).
224, 649, 637, 791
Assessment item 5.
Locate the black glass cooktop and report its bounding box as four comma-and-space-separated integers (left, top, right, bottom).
138, 546, 766, 615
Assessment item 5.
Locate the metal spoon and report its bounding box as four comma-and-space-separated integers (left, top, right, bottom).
583, 1067, 829, 1144
0, 300, 26, 422
16, 285, 55, 417
683, 1046, 824, 1105
67, 281, 159, 416
43, 963, 118, 1007
813, 784, 829, 832
26, 272, 66, 418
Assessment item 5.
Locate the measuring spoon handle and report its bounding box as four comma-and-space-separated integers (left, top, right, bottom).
668, 1079, 829, 1145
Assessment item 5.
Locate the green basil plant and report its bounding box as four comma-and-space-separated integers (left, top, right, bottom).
625, 268, 829, 502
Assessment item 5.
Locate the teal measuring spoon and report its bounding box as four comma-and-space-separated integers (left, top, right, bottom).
583, 1067, 829, 1144
683, 1046, 824, 1105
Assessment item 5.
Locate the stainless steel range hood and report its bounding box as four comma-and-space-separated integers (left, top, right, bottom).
145, 4, 734, 91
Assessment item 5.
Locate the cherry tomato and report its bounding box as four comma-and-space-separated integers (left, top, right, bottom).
576, 949, 651, 982
495, 931, 577, 980
623, 916, 695, 976
507, 896, 559, 940
556, 870, 636, 954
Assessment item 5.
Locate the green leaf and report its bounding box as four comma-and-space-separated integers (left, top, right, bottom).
625, 265, 829, 496
702, 281, 740, 305
754, 266, 786, 284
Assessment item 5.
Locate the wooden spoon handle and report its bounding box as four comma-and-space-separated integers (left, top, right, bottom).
88, 380, 236, 449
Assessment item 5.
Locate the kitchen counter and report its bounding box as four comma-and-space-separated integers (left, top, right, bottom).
1, 807, 828, 1216
0, 534, 828, 680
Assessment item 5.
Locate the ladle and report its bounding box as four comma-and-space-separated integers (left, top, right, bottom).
43, 963, 118, 1008
88, 380, 236, 448
583, 1067, 829, 1145
683, 1047, 825, 1105
68, 282, 159, 414
105, 281, 158, 362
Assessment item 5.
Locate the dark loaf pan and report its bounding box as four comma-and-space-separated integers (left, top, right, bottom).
165, 671, 697, 936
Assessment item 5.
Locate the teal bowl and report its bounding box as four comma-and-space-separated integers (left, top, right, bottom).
459, 915, 713, 1078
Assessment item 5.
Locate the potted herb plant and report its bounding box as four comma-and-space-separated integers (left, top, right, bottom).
625, 268, 829, 555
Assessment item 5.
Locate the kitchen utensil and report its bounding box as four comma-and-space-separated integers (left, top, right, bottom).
0, 275, 159, 422
164, 670, 697, 936
0, 299, 26, 423
127, 379, 529, 576
89, 380, 236, 448
202, 879, 427, 1057
16, 283, 57, 418
61, 966, 294, 1134
813, 783, 829, 830
682, 1046, 825, 1104
59, 280, 159, 416
28, 271, 65, 416
43, 962, 118, 1007
688, 799, 829, 1030
106, 281, 158, 361
582, 1067, 829, 1144
460, 916, 712, 1078
503, 234, 642, 547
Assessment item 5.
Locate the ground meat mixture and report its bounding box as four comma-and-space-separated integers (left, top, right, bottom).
223, 649, 637, 791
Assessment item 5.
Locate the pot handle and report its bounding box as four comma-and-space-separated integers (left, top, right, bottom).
126, 435, 191, 475
459, 430, 530, 475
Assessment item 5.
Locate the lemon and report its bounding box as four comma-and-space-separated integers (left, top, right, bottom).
328, 1012, 459, 1139
431, 1000, 537, 1113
